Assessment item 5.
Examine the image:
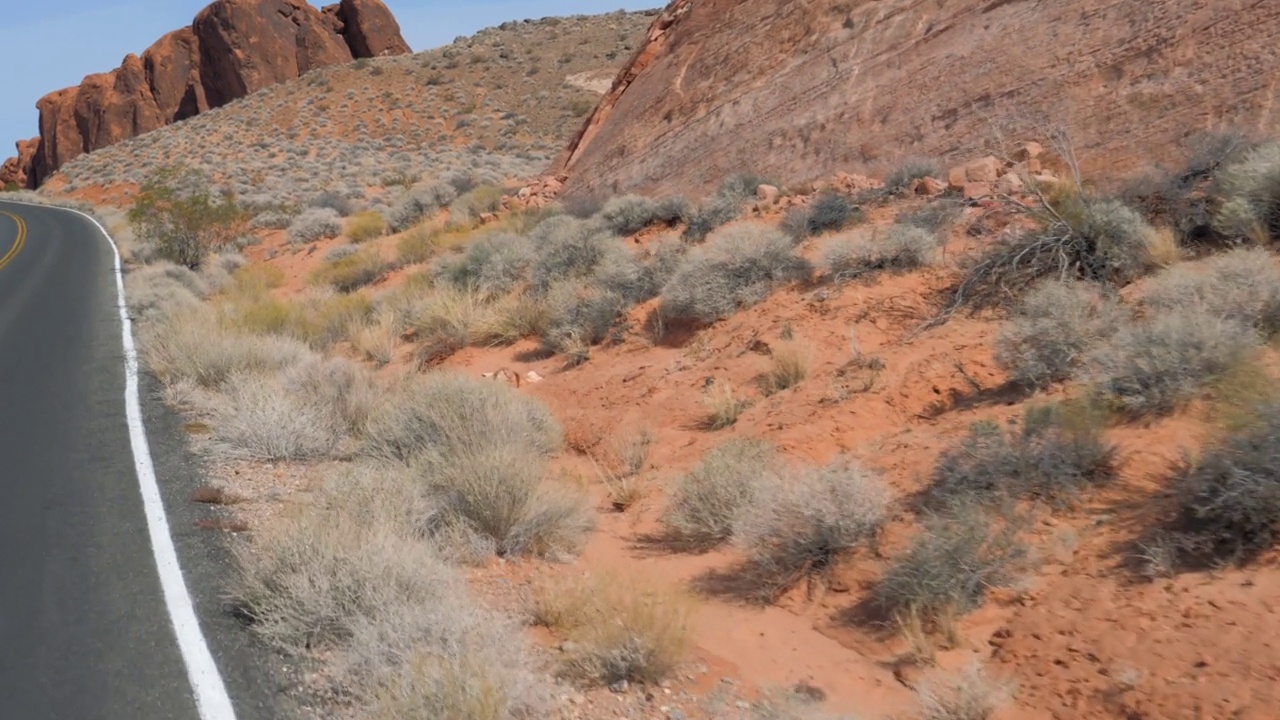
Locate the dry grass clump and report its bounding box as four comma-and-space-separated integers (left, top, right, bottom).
398, 286, 493, 366
928, 402, 1117, 507
875, 501, 1028, 641
139, 305, 315, 389
221, 287, 373, 349
312, 246, 390, 292
539, 280, 630, 358
1142, 247, 1280, 337
1167, 401, 1280, 566
733, 457, 890, 598
880, 157, 944, 196
449, 185, 506, 226
346, 209, 387, 242
701, 382, 752, 430
1212, 140, 1280, 242
348, 310, 400, 365
994, 280, 1125, 390
822, 225, 941, 283
760, 341, 811, 395
660, 223, 812, 324
287, 207, 343, 244
473, 291, 551, 346
124, 262, 207, 323
531, 573, 694, 685
433, 232, 535, 298
661, 438, 780, 550
1086, 311, 1258, 418
914, 663, 1015, 720
396, 222, 442, 265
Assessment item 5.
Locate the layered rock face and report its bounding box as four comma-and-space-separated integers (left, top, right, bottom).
555, 0, 1280, 199
9, 0, 409, 188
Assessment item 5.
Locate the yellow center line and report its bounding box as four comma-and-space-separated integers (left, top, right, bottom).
0, 211, 27, 271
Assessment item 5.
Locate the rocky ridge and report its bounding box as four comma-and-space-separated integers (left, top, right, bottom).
1, 0, 409, 189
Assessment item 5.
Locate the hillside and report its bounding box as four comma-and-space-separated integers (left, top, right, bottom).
47, 9, 658, 209
555, 0, 1280, 199
2, 0, 412, 189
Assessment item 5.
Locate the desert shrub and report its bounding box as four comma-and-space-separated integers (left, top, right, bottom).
597, 194, 689, 236
450, 184, 505, 224
638, 237, 688, 293
939, 194, 1156, 317
528, 216, 624, 291
397, 287, 492, 365
682, 194, 743, 242
875, 502, 1027, 633
124, 262, 207, 324
222, 289, 373, 349
326, 244, 358, 262
915, 663, 1014, 720
929, 402, 1117, 507
363, 372, 561, 464
1213, 141, 1280, 242
139, 306, 314, 388
1167, 402, 1280, 564
313, 247, 388, 292
734, 457, 890, 596
1122, 130, 1253, 245
387, 181, 458, 232
782, 192, 860, 240
1087, 311, 1258, 417
661, 438, 780, 550
309, 190, 355, 216
717, 173, 774, 201
531, 573, 693, 685
822, 225, 940, 283
995, 280, 1124, 389
346, 210, 387, 242
896, 200, 965, 232
881, 157, 943, 196
396, 223, 440, 265
348, 310, 400, 365
281, 355, 379, 435
288, 207, 343, 244
540, 280, 631, 356
660, 223, 812, 324
211, 369, 356, 461
701, 383, 751, 430
127, 166, 244, 269
474, 292, 551, 347
1143, 247, 1280, 337
251, 210, 294, 230
434, 233, 535, 298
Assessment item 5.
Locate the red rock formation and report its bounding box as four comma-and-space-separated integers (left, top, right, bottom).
555, 0, 1280, 199
9, 0, 409, 188
0, 138, 38, 188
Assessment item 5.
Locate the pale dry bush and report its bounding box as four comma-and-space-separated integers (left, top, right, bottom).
1213, 140, 1280, 241
662, 438, 780, 550
287, 207, 343, 244
473, 291, 551, 346
530, 573, 694, 685
701, 382, 752, 430
124, 263, 206, 324
822, 224, 941, 283
995, 280, 1125, 389
211, 371, 348, 461
915, 663, 1015, 720
348, 310, 401, 364
1143, 247, 1280, 337
433, 232, 536, 298
761, 341, 811, 395
139, 305, 315, 388
734, 457, 890, 595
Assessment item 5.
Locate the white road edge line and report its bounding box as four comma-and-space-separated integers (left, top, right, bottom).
5, 200, 239, 720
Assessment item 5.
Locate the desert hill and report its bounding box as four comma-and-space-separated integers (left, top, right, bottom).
555, 0, 1280, 199
43, 9, 657, 209
1, 0, 411, 189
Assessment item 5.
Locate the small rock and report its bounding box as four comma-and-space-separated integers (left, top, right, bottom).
1012, 140, 1044, 161
913, 176, 947, 196
570, 694, 586, 705
947, 164, 969, 190
756, 184, 780, 204
525, 370, 545, 383
609, 679, 629, 693
963, 181, 992, 199
964, 155, 1002, 183
994, 171, 1024, 194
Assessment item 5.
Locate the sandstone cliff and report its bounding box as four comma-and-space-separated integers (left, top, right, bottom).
7, 0, 409, 188
555, 0, 1280, 199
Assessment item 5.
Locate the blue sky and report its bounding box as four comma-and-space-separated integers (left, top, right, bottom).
0, 0, 656, 156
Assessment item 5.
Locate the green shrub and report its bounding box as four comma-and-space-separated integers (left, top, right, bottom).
346, 210, 387, 242
995, 280, 1124, 389
660, 223, 812, 324
929, 402, 1117, 507
127, 166, 244, 269
661, 438, 780, 550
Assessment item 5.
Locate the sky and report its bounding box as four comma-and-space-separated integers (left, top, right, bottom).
0, 0, 656, 156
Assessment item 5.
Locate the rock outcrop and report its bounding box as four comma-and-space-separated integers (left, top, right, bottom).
554, 0, 1280, 199
9, 0, 409, 188
0, 138, 38, 188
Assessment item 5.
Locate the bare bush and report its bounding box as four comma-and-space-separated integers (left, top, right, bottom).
734, 457, 890, 597
822, 225, 941, 283
881, 157, 943, 196
995, 280, 1125, 389
660, 223, 812, 324
1087, 311, 1258, 417
929, 402, 1117, 507
1143, 247, 1280, 338
662, 438, 780, 550
211, 371, 349, 461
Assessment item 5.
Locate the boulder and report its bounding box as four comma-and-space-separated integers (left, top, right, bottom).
0, 138, 38, 188
964, 156, 1002, 184
327, 0, 411, 58
963, 182, 992, 200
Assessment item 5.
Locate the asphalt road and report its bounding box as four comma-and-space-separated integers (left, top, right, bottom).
0, 201, 284, 720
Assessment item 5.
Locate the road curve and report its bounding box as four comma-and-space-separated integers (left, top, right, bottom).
0, 201, 282, 720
